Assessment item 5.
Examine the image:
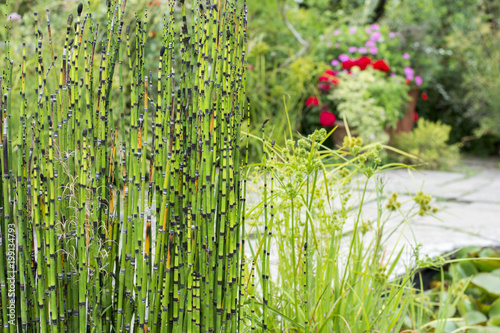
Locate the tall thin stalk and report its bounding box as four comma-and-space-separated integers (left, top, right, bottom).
0, 0, 248, 332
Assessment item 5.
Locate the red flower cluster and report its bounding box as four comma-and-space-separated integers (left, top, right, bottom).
341, 60, 354, 70
372, 59, 390, 72
307, 54, 395, 130
305, 96, 319, 107
318, 83, 331, 93
324, 69, 338, 76
319, 111, 336, 127
341, 57, 391, 72
319, 70, 340, 84
305, 95, 338, 128
317, 69, 340, 93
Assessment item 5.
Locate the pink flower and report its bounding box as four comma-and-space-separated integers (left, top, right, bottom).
365, 40, 376, 47
319, 111, 337, 127
247, 64, 254, 70
365, 27, 372, 34
358, 47, 367, 54
370, 24, 380, 31
348, 46, 357, 53
415, 76, 423, 86
331, 59, 340, 66
369, 47, 378, 55
339, 54, 350, 62
370, 31, 381, 42
389, 32, 396, 38
349, 27, 357, 34
333, 29, 340, 35
404, 67, 414, 81
403, 53, 410, 60
7, 12, 22, 22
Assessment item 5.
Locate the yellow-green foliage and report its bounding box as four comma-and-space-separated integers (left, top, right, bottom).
331, 67, 410, 144
394, 118, 460, 170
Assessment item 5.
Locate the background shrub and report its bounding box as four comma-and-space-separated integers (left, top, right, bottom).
394, 118, 460, 170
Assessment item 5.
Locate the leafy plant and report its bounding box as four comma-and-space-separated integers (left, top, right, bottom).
242, 125, 439, 332
246, 53, 326, 159
460, 28, 500, 141
394, 118, 460, 170
383, 0, 482, 90
385, 0, 500, 155
330, 67, 410, 143
406, 247, 500, 332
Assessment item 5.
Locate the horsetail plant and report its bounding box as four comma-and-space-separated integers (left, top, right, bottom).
0, 0, 250, 331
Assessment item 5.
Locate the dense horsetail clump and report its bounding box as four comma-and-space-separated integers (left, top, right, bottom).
0, 0, 249, 331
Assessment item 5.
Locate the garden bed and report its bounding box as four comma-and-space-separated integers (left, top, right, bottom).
409, 246, 500, 332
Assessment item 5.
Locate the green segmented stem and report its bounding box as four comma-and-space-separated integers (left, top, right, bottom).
0, 0, 248, 332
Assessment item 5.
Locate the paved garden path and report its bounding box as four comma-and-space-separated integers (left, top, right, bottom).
369, 157, 500, 274
247, 157, 500, 279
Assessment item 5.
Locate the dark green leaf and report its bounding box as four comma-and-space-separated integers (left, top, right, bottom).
450, 260, 478, 280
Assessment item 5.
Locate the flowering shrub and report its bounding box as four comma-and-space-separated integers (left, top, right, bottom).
320, 24, 423, 86
300, 23, 429, 144
301, 70, 340, 138
299, 22, 435, 148
330, 67, 410, 143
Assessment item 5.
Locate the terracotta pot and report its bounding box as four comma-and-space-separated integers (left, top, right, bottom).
332, 120, 348, 147
394, 88, 419, 134
387, 88, 419, 145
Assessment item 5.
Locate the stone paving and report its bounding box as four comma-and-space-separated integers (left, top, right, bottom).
247, 157, 500, 279
366, 157, 500, 274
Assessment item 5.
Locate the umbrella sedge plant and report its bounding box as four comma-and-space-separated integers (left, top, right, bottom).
0, 0, 249, 332
243, 124, 440, 332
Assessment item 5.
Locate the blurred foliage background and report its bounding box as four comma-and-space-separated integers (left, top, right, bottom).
1, 0, 500, 162
245, 0, 500, 161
